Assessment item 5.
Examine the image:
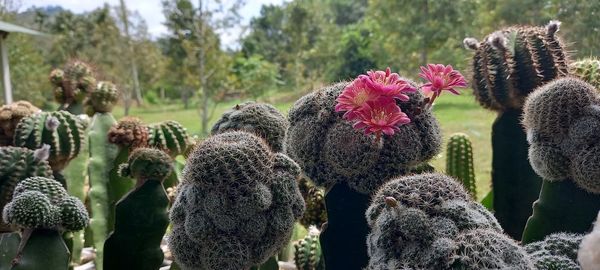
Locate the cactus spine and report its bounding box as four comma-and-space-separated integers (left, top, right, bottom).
103, 148, 171, 270
446, 133, 477, 199
463, 21, 568, 239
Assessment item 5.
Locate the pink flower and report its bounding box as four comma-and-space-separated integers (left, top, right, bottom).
353, 97, 411, 136
335, 78, 380, 120
359, 67, 416, 101
419, 64, 467, 104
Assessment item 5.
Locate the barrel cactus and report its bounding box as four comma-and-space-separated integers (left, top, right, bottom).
294, 226, 324, 270
168, 131, 304, 270
50, 60, 97, 115
0, 101, 40, 146
445, 133, 477, 198
570, 58, 600, 90
87, 81, 119, 115
521, 77, 600, 243
148, 120, 191, 157
211, 101, 288, 152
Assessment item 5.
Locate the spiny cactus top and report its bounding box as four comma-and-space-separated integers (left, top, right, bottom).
285, 82, 442, 194
108, 116, 149, 149
524, 233, 583, 270
294, 226, 322, 270
579, 213, 600, 269
118, 147, 173, 183
169, 131, 305, 270
523, 77, 600, 193
14, 111, 88, 171
148, 120, 191, 157
570, 58, 600, 91
446, 133, 477, 198
463, 20, 568, 111
365, 173, 533, 269
50, 60, 97, 106
0, 101, 40, 146
211, 101, 288, 152
88, 81, 119, 114
2, 176, 89, 231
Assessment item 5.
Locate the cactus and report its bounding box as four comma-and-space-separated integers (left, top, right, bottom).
524, 233, 583, 270
148, 120, 191, 158
570, 58, 600, 90
286, 82, 441, 269
445, 133, 477, 199
211, 101, 288, 152
462, 20, 568, 239
365, 173, 533, 269
13, 111, 87, 175
168, 131, 304, 270
0, 101, 40, 146
294, 226, 324, 270
578, 213, 600, 270
297, 177, 327, 229
521, 77, 600, 243
50, 60, 97, 115
0, 146, 53, 232
103, 148, 172, 270
86, 81, 119, 115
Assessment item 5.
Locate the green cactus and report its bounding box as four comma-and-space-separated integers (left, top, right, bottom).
50, 60, 97, 115
86, 81, 119, 115
148, 120, 190, 189
0, 101, 40, 146
446, 133, 477, 199
570, 58, 600, 90
103, 148, 172, 270
297, 177, 327, 229
462, 20, 568, 239
294, 227, 324, 270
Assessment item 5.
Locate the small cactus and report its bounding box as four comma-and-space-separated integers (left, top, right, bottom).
525, 233, 583, 270
297, 177, 327, 229
294, 226, 324, 270
0, 101, 40, 146
570, 58, 600, 90
446, 133, 477, 199
87, 81, 119, 115
148, 120, 191, 158
108, 117, 149, 149
51, 60, 97, 115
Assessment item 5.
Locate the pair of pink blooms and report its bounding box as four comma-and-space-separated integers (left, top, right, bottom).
335, 64, 467, 137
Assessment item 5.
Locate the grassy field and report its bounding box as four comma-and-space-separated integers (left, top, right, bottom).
113, 91, 496, 198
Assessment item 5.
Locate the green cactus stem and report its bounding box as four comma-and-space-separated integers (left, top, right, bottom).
294, 227, 324, 270
446, 133, 477, 199
2, 229, 70, 270
103, 148, 171, 270
570, 58, 600, 90
50, 61, 97, 115
0, 101, 40, 146
148, 120, 190, 189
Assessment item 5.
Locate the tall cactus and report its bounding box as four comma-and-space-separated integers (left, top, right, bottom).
0, 101, 40, 146
521, 77, 600, 243
446, 133, 477, 199
103, 148, 171, 270
50, 60, 97, 115
570, 58, 600, 90
463, 20, 568, 239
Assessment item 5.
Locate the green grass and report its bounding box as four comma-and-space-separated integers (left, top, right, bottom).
114, 91, 495, 198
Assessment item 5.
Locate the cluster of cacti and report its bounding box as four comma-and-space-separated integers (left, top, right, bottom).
103, 148, 172, 269
524, 233, 583, 270
211, 101, 288, 152
0, 101, 40, 146
168, 131, 305, 270
50, 60, 97, 115
578, 213, 600, 269
521, 77, 600, 243
297, 177, 327, 229
365, 173, 533, 269
570, 58, 600, 90
462, 20, 568, 239
294, 226, 324, 270
445, 133, 477, 198
148, 120, 191, 158
286, 81, 442, 269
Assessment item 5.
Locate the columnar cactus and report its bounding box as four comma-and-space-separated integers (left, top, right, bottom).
462, 20, 568, 239
211, 101, 288, 152
365, 173, 533, 270
445, 133, 477, 198
297, 177, 326, 229
168, 131, 305, 270
294, 226, 324, 270
521, 77, 600, 243
0, 101, 40, 146
0, 146, 53, 232
525, 233, 583, 270
148, 120, 191, 158
103, 148, 172, 270
14, 111, 87, 173
570, 58, 600, 90
50, 61, 97, 115
286, 81, 441, 269
578, 213, 600, 270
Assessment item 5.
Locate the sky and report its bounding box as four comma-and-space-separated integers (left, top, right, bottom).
19, 0, 285, 47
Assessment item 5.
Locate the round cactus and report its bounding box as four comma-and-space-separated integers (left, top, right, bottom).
169, 131, 304, 269
88, 81, 119, 114
0, 101, 40, 146
14, 111, 87, 172
463, 20, 568, 111
108, 116, 149, 149
211, 101, 288, 152
51, 60, 97, 114
570, 58, 600, 91
445, 133, 477, 198
294, 226, 323, 270
148, 120, 191, 157
118, 147, 173, 183
297, 177, 327, 229
525, 233, 583, 270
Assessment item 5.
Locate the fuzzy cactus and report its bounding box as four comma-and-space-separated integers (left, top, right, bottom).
525, 233, 583, 270
297, 177, 327, 229
13, 111, 87, 174
211, 101, 288, 152
294, 226, 324, 270
103, 148, 172, 270
0, 101, 40, 146
462, 20, 568, 239
285, 81, 441, 269
50, 60, 97, 115
365, 173, 532, 270
87, 81, 119, 115
148, 120, 191, 158
445, 133, 477, 198
168, 131, 304, 270
578, 213, 600, 270
570, 58, 600, 90
521, 77, 600, 243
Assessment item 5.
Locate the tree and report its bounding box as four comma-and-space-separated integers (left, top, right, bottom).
118, 0, 143, 106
